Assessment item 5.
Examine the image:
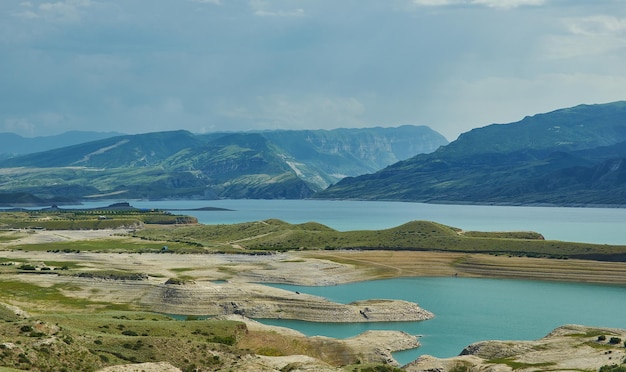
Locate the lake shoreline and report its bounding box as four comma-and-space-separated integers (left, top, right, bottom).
2, 229, 626, 371
3, 228, 626, 287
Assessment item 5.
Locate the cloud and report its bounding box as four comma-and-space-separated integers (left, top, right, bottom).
2, 0, 626, 140
249, 0, 305, 17
541, 15, 626, 59
3, 112, 69, 137
254, 8, 305, 17
422, 72, 626, 139
219, 95, 366, 130
470, 0, 545, 8
411, 0, 545, 8
13, 0, 93, 22
191, 0, 220, 4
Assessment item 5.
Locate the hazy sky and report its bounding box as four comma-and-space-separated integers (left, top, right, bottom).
2, 0, 626, 140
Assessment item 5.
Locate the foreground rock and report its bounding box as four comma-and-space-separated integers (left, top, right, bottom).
405, 324, 626, 372
97, 362, 182, 372
219, 314, 421, 368
143, 281, 434, 322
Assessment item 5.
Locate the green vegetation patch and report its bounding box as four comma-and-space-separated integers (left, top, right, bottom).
0, 309, 247, 371
0, 231, 23, 242
487, 357, 556, 370
11, 238, 203, 254
0, 303, 21, 322
0, 281, 125, 310
0, 208, 197, 231
462, 231, 545, 240
130, 219, 626, 260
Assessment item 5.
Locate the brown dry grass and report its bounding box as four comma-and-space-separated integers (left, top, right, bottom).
302, 250, 626, 285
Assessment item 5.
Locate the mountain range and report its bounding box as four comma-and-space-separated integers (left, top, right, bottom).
0, 126, 447, 202
0, 131, 124, 159
317, 101, 626, 206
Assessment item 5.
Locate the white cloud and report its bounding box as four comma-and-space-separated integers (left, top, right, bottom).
191, 0, 220, 4
14, 0, 93, 22
249, 0, 305, 17
541, 15, 626, 59
470, 0, 544, 8
254, 8, 304, 17
411, 0, 460, 6
411, 0, 545, 8
566, 15, 626, 36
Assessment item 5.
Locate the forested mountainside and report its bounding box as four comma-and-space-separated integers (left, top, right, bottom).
317, 101, 626, 206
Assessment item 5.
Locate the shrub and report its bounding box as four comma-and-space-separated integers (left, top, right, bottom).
599, 365, 626, 372
209, 335, 236, 345
598, 335, 607, 341
609, 337, 622, 345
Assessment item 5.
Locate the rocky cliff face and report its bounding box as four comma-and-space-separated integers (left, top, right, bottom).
318, 101, 626, 206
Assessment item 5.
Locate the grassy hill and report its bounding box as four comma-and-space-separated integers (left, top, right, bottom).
129, 219, 626, 261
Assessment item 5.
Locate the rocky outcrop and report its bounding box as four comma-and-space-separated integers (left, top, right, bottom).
219, 314, 422, 367
142, 281, 433, 322
405, 325, 626, 372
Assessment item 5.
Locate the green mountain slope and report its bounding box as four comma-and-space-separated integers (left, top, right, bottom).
317, 101, 626, 206
3, 130, 203, 168
0, 126, 446, 201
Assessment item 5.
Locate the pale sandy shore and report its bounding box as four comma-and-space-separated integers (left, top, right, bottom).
2, 229, 626, 371
3, 228, 625, 285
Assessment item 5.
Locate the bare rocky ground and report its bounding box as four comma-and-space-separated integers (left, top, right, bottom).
406, 325, 626, 372
2, 229, 626, 371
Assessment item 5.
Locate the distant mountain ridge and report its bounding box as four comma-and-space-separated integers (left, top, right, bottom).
0, 125, 447, 201
0, 131, 124, 157
317, 101, 626, 206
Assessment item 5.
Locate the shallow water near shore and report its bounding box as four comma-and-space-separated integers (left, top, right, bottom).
60, 199, 626, 244
261, 277, 626, 365
33, 199, 626, 365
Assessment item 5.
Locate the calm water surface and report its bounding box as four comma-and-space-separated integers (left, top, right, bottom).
67, 199, 626, 244
36, 199, 626, 364
262, 277, 626, 365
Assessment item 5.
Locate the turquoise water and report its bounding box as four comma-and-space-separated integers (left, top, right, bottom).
261, 277, 626, 365
33, 200, 626, 364
65, 199, 626, 244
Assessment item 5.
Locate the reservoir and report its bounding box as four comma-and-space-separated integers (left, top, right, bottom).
261, 277, 626, 365
68, 199, 626, 244
45, 199, 626, 364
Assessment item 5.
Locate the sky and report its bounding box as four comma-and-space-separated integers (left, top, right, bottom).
1, 0, 626, 141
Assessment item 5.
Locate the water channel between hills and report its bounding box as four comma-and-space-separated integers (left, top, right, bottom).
64, 199, 626, 365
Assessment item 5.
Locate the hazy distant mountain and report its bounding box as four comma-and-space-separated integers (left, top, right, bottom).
316, 101, 626, 206
0, 131, 124, 156
0, 126, 447, 201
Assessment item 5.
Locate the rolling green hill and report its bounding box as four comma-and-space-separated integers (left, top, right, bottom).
130, 218, 626, 261
0, 126, 446, 201
317, 102, 626, 206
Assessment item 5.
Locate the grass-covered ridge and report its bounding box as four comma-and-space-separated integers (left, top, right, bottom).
131, 219, 626, 261
0, 203, 197, 230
